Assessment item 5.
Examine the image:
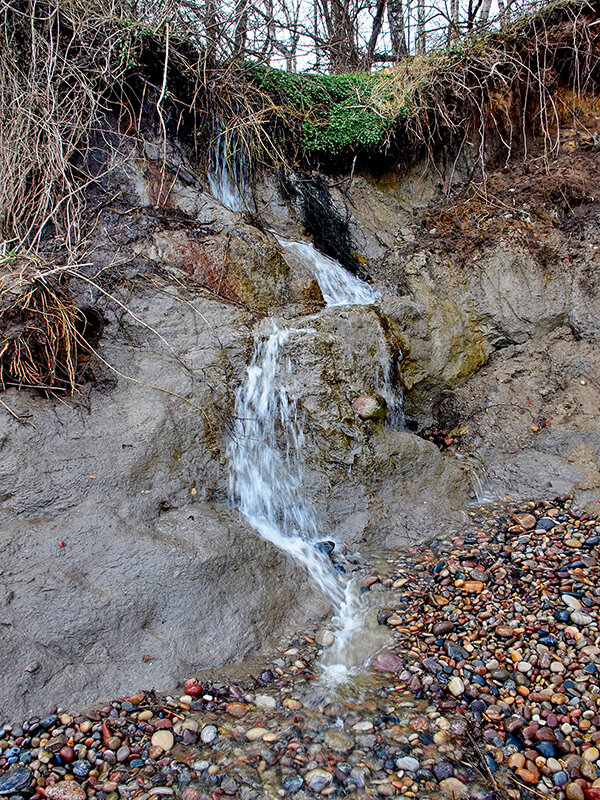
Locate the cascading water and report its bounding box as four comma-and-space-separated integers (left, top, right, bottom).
276, 237, 379, 307
379, 359, 405, 429
456, 454, 495, 504
228, 322, 345, 612
207, 134, 249, 213
228, 319, 387, 685
228, 239, 389, 682
212, 150, 398, 681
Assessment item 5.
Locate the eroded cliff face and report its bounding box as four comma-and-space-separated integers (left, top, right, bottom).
252, 114, 600, 512
1, 105, 599, 720
0, 130, 471, 721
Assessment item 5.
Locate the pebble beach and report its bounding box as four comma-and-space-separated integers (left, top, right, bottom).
1, 497, 599, 800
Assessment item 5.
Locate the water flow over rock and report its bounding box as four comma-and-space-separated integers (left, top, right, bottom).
228, 322, 345, 611
207, 135, 249, 212
229, 318, 393, 684
227, 183, 394, 682
277, 238, 380, 307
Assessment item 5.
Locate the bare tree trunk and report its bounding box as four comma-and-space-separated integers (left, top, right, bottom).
204, 0, 218, 65
416, 0, 425, 54
327, 0, 360, 71
479, 0, 493, 24
259, 0, 275, 59
388, 0, 408, 59
233, 0, 249, 58
314, 0, 322, 69
467, 0, 485, 29
448, 0, 459, 41
282, 0, 302, 71
365, 0, 387, 67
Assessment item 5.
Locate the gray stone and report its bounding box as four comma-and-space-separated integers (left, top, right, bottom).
396, 757, 420, 772
200, 726, 218, 745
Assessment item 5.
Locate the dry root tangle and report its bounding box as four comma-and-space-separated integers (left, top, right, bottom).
368, 0, 600, 174
0, 252, 86, 395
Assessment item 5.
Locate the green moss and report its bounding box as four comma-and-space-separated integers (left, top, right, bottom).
251, 68, 407, 155
113, 18, 158, 69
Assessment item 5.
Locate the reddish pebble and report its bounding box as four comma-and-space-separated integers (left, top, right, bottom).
514, 513, 536, 530
45, 783, 86, 800
371, 652, 403, 673
181, 790, 203, 800
226, 702, 248, 718
58, 747, 73, 763
515, 768, 539, 785
463, 580, 484, 593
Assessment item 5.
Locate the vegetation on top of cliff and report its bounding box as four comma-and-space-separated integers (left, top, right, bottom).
236, 0, 600, 162
0, 0, 598, 398
250, 69, 397, 154
1, 0, 597, 253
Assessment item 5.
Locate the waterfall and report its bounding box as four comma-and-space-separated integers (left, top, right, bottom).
228, 322, 345, 610
380, 357, 405, 429
276, 238, 380, 307
229, 319, 390, 683
228, 260, 383, 678
275, 237, 405, 427
225, 166, 397, 679
207, 134, 249, 213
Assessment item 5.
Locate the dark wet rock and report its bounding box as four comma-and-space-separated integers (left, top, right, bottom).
0, 769, 31, 796
432, 621, 454, 635
282, 775, 303, 792
444, 641, 468, 660
71, 761, 92, 778
315, 541, 335, 556
504, 716, 525, 733
39, 715, 59, 730
423, 657, 444, 675
536, 741, 558, 758
433, 763, 454, 781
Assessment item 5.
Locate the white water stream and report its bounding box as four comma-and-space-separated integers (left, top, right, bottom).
213, 153, 390, 680
228, 322, 345, 612
207, 135, 248, 212
227, 314, 377, 681
277, 237, 380, 307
